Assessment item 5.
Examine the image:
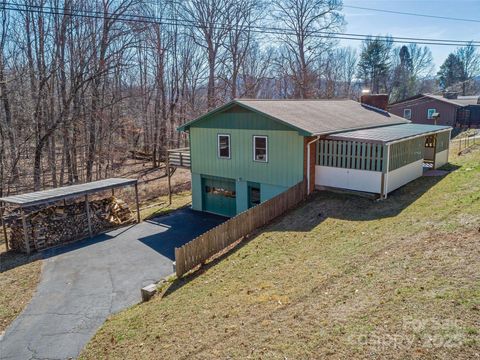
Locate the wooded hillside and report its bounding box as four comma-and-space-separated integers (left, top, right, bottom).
1, 1, 478, 196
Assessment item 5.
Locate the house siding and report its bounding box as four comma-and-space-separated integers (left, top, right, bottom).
389, 97, 458, 126
189, 109, 305, 215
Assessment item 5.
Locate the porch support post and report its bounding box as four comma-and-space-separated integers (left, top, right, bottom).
1, 202, 9, 251
134, 183, 141, 223
380, 173, 385, 199
21, 208, 31, 254
85, 194, 93, 238
167, 151, 172, 205
383, 144, 391, 199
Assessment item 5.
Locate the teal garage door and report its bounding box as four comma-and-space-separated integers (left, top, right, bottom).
202, 176, 236, 217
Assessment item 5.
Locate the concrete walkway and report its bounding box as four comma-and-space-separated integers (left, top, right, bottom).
0, 209, 225, 360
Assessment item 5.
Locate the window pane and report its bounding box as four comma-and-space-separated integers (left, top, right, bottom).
255, 137, 266, 149
255, 149, 266, 160
254, 137, 267, 161
219, 135, 230, 158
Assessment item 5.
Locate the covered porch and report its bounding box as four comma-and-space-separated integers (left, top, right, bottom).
313, 124, 452, 198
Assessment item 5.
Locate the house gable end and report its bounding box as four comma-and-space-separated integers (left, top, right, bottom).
178, 101, 311, 135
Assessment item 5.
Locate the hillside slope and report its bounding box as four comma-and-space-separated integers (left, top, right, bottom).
81, 146, 480, 360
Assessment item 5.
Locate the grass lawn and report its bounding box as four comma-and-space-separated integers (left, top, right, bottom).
139, 191, 192, 220
79, 146, 477, 359
0, 243, 42, 334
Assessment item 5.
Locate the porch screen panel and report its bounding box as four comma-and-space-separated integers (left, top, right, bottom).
317, 140, 384, 172
436, 131, 450, 153
388, 137, 425, 171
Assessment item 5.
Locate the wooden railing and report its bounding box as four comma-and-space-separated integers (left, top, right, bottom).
174, 180, 307, 277
167, 147, 191, 168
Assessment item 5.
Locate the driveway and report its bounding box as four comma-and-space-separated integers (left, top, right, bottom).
0, 208, 226, 360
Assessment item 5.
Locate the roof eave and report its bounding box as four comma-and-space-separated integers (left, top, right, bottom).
177, 99, 313, 136
177, 100, 238, 132
384, 126, 452, 146
312, 119, 411, 137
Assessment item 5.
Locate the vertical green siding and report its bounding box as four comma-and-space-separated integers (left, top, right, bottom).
260, 183, 287, 202
190, 115, 304, 188
436, 131, 450, 153
317, 139, 385, 172
188, 109, 305, 215
388, 137, 425, 171
236, 180, 249, 213
191, 173, 202, 211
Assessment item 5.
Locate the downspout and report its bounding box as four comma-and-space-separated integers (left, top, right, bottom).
307, 136, 320, 194
383, 144, 391, 199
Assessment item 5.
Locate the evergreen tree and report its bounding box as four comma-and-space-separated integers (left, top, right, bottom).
357, 37, 392, 94
437, 53, 465, 91
392, 45, 414, 101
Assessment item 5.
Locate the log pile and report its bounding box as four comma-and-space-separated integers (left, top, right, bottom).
8, 197, 134, 252
129, 149, 154, 161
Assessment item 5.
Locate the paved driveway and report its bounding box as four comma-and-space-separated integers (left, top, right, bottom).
0, 209, 225, 360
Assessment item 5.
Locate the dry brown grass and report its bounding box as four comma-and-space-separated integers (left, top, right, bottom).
0, 243, 42, 334
80, 147, 480, 359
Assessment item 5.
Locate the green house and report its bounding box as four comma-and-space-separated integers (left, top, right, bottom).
178, 97, 451, 217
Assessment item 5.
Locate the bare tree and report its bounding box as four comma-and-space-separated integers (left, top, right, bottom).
456, 42, 480, 95
272, 0, 344, 98
179, 0, 234, 109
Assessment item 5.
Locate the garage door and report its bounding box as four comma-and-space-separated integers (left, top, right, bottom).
202, 177, 237, 217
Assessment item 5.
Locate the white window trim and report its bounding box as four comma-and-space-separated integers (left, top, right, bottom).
427, 108, 436, 120
217, 134, 231, 159
403, 108, 411, 120
253, 135, 268, 163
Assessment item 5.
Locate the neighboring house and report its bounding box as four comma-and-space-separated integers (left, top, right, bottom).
178, 96, 451, 217
389, 93, 480, 128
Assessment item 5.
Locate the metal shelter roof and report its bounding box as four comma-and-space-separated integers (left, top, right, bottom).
325, 124, 452, 145
0, 178, 137, 207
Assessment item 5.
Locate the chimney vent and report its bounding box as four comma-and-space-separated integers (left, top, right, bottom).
360, 94, 389, 111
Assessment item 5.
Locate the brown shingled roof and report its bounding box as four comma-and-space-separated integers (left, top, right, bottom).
390, 93, 480, 107
422, 94, 480, 106
179, 99, 409, 135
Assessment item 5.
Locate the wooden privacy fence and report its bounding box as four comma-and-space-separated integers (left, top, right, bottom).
175, 180, 307, 277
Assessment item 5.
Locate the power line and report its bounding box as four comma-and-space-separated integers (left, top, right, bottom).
2, 1, 480, 47
344, 5, 480, 24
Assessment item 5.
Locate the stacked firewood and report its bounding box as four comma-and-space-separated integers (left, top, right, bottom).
8, 197, 134, 252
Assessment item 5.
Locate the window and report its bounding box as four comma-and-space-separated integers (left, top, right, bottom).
427, 108, 436, 120
249, 186, 261, 208
403, 108, 412, 120
253, 136, 268, 162
205, 186, 236, 198
217, 134, 230, 159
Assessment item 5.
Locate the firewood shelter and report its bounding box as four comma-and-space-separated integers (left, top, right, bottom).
0, 178, 140, 254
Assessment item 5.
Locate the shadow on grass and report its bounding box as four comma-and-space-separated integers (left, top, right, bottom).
163, 164, 461, 297
0, 248, 42, 272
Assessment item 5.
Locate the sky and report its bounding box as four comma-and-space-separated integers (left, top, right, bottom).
340, 0, 480, 72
